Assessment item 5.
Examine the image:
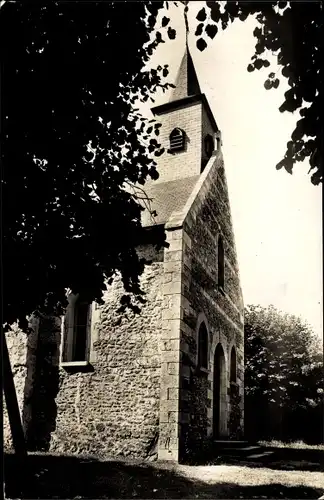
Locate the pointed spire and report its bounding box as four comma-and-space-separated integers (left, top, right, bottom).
169, 2, 201, 102
169, 46, 201, 102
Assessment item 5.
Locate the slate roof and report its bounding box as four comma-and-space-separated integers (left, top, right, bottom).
170, 48, 201, 102
141, 175, 200, 228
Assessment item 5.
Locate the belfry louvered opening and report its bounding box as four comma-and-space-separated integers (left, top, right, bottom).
169, 128, 185, 152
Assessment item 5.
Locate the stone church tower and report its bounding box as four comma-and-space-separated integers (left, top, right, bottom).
4, 47, 244, 463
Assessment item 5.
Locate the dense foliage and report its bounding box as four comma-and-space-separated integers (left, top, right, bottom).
0, 1, 177, 329
244, 305, 323, 443
193, 1, 323, 185
2, 1, 321, 331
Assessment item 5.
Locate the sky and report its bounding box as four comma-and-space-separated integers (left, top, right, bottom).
145, 2, 322, 338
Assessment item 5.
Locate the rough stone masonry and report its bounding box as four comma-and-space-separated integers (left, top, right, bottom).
4, 46, 244, 463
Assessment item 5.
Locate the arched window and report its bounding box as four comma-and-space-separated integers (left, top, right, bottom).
230, 346, 237, 384
169, 128, 185, 152
198, 322, 208, 369
204, 134, 214, 158
218, 236, 225, 290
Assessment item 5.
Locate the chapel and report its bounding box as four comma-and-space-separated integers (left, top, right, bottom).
4, 46, 244, 463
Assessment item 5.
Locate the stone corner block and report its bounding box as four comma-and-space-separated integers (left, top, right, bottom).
157, 448, 179, 461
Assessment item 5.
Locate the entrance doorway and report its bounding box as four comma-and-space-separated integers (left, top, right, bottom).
213, 343, 227, 438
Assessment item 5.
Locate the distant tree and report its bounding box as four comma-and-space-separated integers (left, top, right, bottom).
192, 1, 323, 185
244, 304, 323, 443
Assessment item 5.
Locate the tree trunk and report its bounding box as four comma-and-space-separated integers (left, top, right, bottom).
2, 329, 27, 457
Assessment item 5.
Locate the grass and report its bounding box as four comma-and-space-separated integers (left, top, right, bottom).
178, 463, 324, 494
4, 451, 324, 499
259, 440, 324, 451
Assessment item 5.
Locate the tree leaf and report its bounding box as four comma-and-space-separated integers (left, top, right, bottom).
205, 23, 218, 39
264, 79, 273, 90
167, 27, 176, 40
1, 1, 169, 327
195, 23, 204, 36
161, 16, 170, 28
196, 7, 207, 22
238, 11, 249, 22
254, 58, 264, 70
273, 78, 280, 89
209, 3, 221, 23
154, 148, 165, 157
196, 37, 207, 52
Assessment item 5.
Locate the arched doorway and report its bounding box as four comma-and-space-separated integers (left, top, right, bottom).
213, 343, 227, 438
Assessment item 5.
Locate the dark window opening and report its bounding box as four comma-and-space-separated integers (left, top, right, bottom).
230, 346, 237, 384
73, 300, 89, 362
198, 322, 208, 369
169, 128, 185, 152
218, 236, 225, 290
204, 134, 214, 158
216, 134, 221, 150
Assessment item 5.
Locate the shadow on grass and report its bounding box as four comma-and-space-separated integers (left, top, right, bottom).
202, 450, 324, 472
216, 447, 324, 473
191, 444, 324, 473
4, 453, 324, 499
264, 447, 324, 473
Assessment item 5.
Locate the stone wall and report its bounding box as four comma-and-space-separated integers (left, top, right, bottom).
150, 101, 202, 184
50, 245, 164, 459
4, 245, 165, 460
166, 151, 244, 460
181, 371, 209, 460
3, 326, 29, 451
25, 315, 61, 451
3, 318, 39, 451
4, 154, 244, 463
156, 150, 244, 463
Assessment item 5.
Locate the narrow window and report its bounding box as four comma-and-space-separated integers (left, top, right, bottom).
218, 236, 225, 290
169, 128, 185, 152
198, 322, 208, 369
62, 294, 91, 363
230, 346, 237, 384
201, 135, 214, 173
73, 299, 90, 362
204, 134, 214, 158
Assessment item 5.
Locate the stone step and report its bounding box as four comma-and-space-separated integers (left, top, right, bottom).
214, 440, 249, 448
245, 451, 275, 460
212, 450, 276, 466
217, 445, 261, 455
230, 446, 261, 452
